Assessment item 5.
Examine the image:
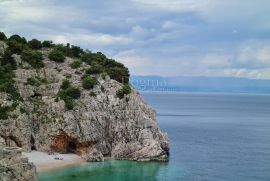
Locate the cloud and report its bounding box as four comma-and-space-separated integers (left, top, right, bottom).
162, 21, 178, 30
131, 0, 210, 12
0, 0, 270, 79
49, 33, 132, 47
229, 40, 270, 69
223, 68, 270, 80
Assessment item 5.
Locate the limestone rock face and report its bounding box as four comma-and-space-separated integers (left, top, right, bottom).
81, 147, 104, 162
0, 147, 38, 181
0, 47, 169, 162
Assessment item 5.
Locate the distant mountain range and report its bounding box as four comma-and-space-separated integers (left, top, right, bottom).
130, 75, 270, 94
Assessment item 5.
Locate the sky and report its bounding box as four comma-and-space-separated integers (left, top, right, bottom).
1, 0, 270, 79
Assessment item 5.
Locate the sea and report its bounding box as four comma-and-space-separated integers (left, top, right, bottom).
39, 92, 270, 181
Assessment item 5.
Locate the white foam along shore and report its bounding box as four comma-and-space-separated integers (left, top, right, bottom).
22, 151, 85, 172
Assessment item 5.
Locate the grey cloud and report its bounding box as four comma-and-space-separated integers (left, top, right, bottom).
0, 0, 270, 79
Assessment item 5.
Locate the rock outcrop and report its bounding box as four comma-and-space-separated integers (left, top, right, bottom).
0, 147, 37, 181
0, 41, 169, 162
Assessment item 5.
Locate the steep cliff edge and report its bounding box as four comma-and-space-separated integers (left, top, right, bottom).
0, 35, 169, 162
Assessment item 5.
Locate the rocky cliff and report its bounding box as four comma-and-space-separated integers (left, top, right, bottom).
0, 38, 169, 162
0, 147, 37, 181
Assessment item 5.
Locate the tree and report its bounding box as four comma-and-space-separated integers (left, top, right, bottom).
42, 40, 53, 48
0, 32, 7, 41
8, 34, 27, 44
6, 40, 25, 54
49, 49, 65, 63
70, 45, 83, 57
107, 66, 129, 84
28, 39, 42, 50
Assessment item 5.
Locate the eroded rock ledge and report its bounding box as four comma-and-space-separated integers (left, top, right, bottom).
0, 147, 37, 181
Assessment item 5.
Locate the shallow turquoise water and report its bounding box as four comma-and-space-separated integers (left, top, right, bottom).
39, 160, 187, 181
39, 92, 270, 181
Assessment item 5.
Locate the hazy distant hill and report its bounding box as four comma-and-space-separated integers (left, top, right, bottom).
130, 76, 270, 94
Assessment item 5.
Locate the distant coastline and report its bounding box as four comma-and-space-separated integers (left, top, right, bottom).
130, 75, 270, 94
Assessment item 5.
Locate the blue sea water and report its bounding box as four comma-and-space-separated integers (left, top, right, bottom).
39, 92, 270, 181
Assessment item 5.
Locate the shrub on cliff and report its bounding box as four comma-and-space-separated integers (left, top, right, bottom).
21, 50, 44, 69
116, 84, 131, 99
69, 45, 83, 58
107, 66, 129, 84
86, 63, 103, 75
28, 39, 42, 50
61, 79, 71, 89
70, 60, 82, 69
26, 77, 41, 87
0, 51, 21, 101
6, 40, 26, 54
42, 40, 53, 48
82, 76, 97, 90
58, 87, 81, 110
0, 49, 17, 70
0, 105, 11, 120
80, 52, 129, 83
54, 44, 83, 58
0, 32, 7, 40
0, 67, 21, 101
63, 87, 81, 99
49, 49, 65, 63
58, 80, 81, 110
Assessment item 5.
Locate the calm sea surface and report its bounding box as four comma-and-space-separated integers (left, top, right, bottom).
39, 92, 270, 181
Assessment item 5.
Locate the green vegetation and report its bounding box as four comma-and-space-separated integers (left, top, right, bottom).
1, 32, 130, 84
86, 63, 103, 74
55, 44, 83, 58
36, 76, 50, 84
70, 60, 82, 69
26, 77, 41, 86
49, 49, 65, 63
28, 39, 42, 50
62, 87, 81, 99
116, 84, 132, 99
0, 50, 21, 101
0, 105, 11, 120
60, 79, 71, 89
81, 52, 129, 83
0, 32, 7, 40
26, 76, 49, 87
0, 49, 17, 70
42, 40, 53, 48
58, 80, 81, 110
82, 76, 98, 90
21, 50, 44, 69
8, 34, 27, 44
6, 40, 26, 54
0, 31, 131, 114
19, 106, 27, 114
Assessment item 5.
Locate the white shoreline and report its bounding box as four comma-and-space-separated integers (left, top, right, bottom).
23, 151, 85, 172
